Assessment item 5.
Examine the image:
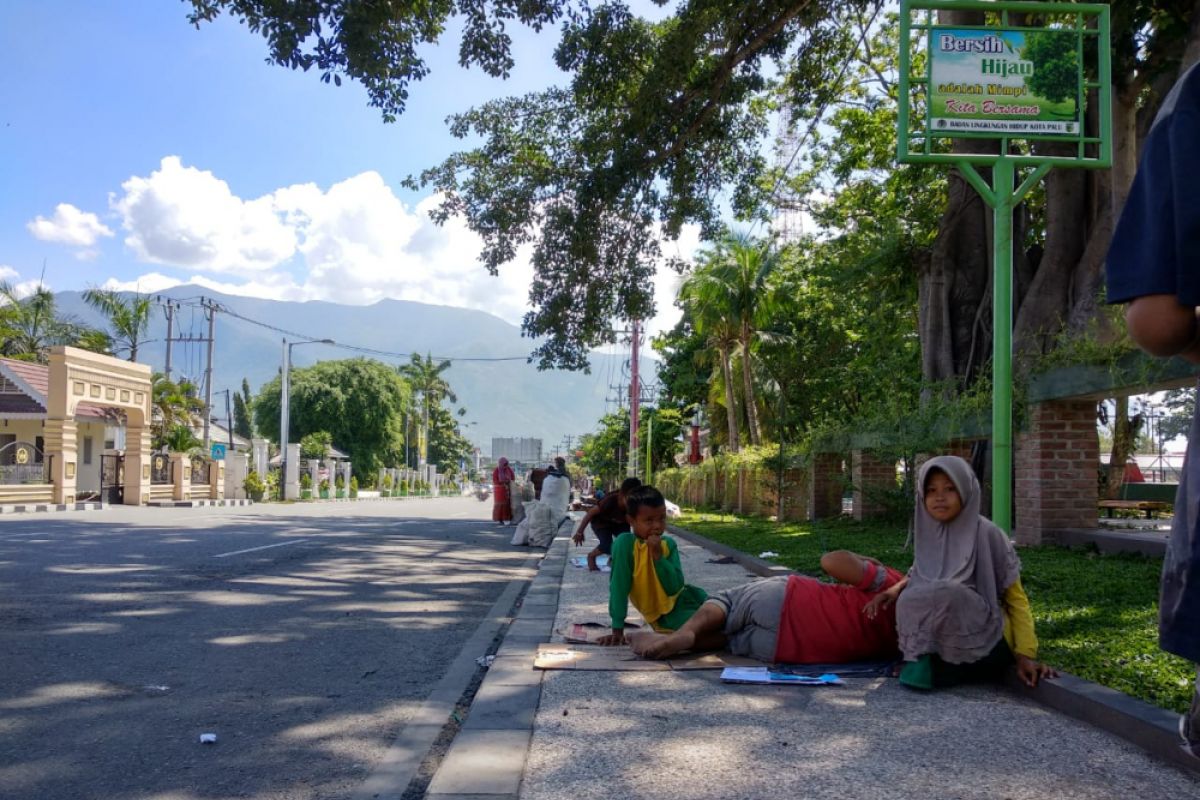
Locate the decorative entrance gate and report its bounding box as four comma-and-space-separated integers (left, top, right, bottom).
0, 441, 48, 485
100, 454, 124, 505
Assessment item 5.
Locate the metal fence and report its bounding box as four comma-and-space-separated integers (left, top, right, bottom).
150, 454, 172, 485
0, 441, 48, 485
190, 459, 211, 486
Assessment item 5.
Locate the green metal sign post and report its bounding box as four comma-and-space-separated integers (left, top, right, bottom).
897, 0, 1111, 533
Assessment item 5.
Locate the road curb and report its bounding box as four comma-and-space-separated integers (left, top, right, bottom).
145, 498, 255, 508
672, 522, 1200, 779
353, 554, 541, 800
422, 537, 566, 799
0, 501, 104, 515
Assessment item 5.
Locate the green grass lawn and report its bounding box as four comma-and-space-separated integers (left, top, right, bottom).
676, 510, 1194, 713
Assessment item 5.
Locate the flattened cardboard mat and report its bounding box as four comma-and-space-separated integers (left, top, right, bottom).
535, 643, 761, 671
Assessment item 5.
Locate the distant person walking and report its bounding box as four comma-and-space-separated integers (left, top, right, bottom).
1106, 61, 1200, 758
492, 457, 516, 526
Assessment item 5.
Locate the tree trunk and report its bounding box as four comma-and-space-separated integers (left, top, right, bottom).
918, 9, 996, 393
740, 324, 761, 445
1106, 397, 1143, 499
719, 343, 740, 452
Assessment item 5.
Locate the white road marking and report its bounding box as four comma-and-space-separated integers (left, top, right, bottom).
211, 539, 310, 559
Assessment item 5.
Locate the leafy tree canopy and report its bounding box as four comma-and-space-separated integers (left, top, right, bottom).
300, 430, 334, 459
254, 358, 411, 477
232, 378, 254, 440
186, 0, 565, 122
426, 403, 474, 476
188, 0, 876, 369
579, 412, 630, 488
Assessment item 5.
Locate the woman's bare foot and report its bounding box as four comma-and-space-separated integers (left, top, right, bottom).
628, 629, 694, 660
586, 552, 599, 571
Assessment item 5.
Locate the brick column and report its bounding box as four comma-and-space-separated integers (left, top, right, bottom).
781, 467, 811, 521
852, 450, 896, 520
1014, 399, 1099, 545
809, 453, 844, 519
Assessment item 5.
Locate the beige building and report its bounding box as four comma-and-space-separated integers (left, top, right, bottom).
0, 347, 153, 506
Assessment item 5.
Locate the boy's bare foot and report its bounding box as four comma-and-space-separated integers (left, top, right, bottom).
586, 552, 599, 571
628, 629, 694, 660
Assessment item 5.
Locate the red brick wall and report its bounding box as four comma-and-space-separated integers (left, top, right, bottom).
1014, 399, 1098, 545
810, 453, 844, 519
852, 450, 897, 520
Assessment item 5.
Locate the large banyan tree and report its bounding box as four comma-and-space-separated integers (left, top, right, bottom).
193, 0, 1199, 388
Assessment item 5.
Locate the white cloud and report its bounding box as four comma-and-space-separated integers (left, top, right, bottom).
26, 203, 114, 246
645, 223, 702, 342
91, 158, 703, 331
0, 266, 50, 299
102, 159, 535, 322
111, 156, 296, 273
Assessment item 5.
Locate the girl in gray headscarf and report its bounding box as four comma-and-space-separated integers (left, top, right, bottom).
865, 455, 1055, 690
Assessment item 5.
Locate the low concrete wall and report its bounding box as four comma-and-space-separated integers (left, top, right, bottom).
0, 484, 55, 504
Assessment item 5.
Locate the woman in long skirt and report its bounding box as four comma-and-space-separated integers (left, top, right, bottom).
492, 457, 515, 525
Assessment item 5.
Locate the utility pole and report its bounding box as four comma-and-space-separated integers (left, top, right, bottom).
224, 388, 234, 450
628, 319, 640, 478
202, 298, 216, 450
163, 300, 175, 381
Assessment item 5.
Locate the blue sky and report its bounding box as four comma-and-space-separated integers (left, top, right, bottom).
0, 0, 693, 335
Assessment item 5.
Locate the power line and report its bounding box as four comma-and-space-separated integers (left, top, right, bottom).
156, 296, 532, 364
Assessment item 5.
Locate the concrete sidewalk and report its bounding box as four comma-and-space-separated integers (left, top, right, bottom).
427, 527, 1200, 800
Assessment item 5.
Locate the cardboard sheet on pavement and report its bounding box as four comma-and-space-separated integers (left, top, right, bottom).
534, 643, 761, 671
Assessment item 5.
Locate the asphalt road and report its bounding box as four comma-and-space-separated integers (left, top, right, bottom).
0, 497, 531, 800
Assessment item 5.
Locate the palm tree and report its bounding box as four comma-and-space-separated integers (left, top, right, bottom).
82, 288, 152, 362
680, 268, 742, 452
721, 233, 781, 446
398, 353, 456, 467
150, 372, 205, 449
679, 233, 780, 448
0, 281, 104, 363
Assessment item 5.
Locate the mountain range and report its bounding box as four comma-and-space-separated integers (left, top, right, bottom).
54, 286, 653, 459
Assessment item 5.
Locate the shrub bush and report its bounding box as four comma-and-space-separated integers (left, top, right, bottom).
244, 470, 266, 501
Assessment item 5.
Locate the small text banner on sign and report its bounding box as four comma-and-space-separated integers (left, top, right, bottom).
930, 28, 1082, 136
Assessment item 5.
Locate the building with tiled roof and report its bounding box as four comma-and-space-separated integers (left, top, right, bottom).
0, 357, 126, 499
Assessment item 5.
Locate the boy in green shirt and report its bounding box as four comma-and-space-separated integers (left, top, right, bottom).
597, 485, 707, 646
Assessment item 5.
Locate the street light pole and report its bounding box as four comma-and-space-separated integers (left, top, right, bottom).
280, 337, 334, 499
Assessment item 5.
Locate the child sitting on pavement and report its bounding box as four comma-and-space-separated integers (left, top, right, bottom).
628, 549, 905, 662
573, 477, 641, 571
883, 455, 1056, 690
595, 485, 708, 646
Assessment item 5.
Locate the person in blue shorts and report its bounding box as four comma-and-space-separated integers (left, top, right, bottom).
1106, 60, 1200, 759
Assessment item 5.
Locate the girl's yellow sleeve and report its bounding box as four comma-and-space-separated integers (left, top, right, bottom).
1002, 578, 1038, 659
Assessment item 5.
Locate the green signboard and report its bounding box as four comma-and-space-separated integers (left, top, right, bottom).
930, 27, 1082, 136
897, 1, 1111, 534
